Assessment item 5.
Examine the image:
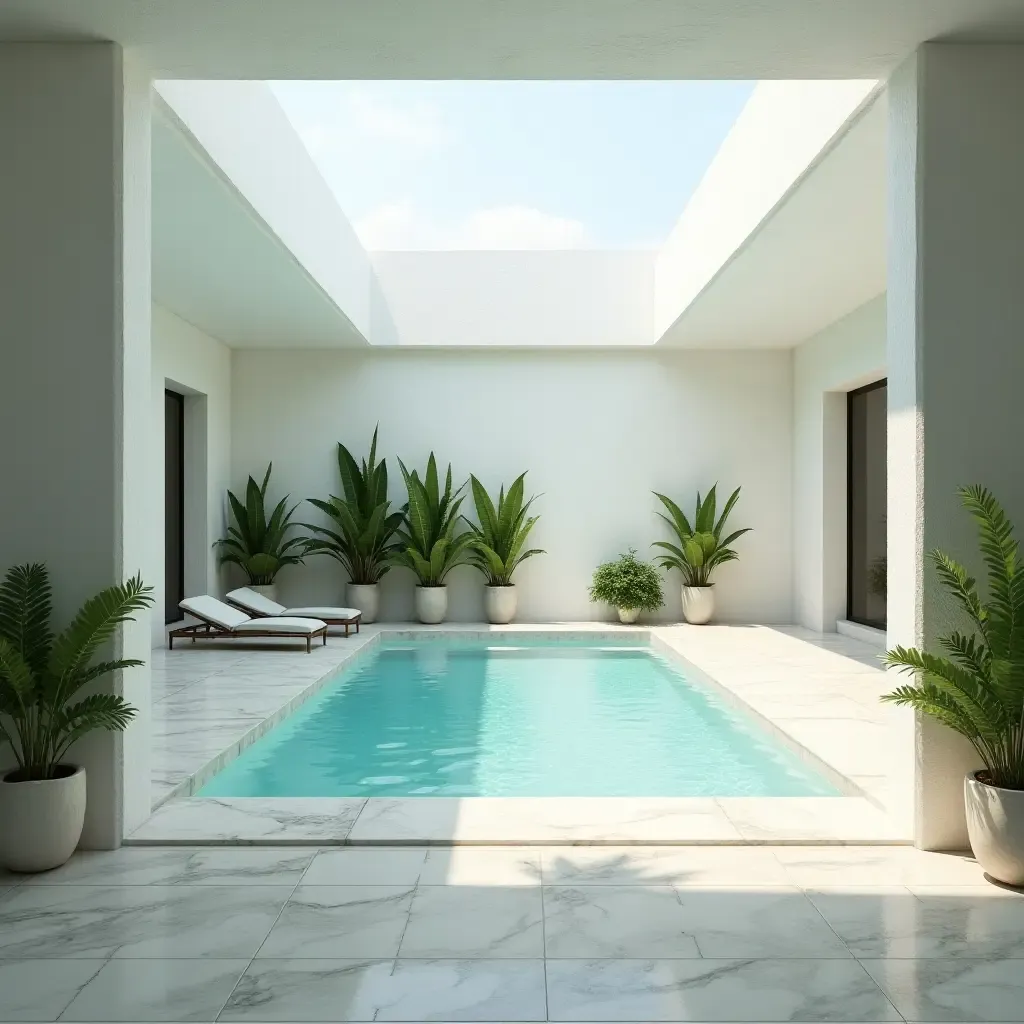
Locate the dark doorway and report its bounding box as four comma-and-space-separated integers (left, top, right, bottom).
847, 379, 887, 629
165, 390, 185, 624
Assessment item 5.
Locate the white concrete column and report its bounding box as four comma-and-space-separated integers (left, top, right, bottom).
0, 44, 152, 846
887, 44, 1024, 850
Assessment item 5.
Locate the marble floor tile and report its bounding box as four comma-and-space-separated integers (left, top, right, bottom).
220, 958, 547, 1022
543, 885, 701, 959
540, 845, 791, 887
807, 886, 1024, 958
302, 847, 427, 886
348, 796, 742, 843
57, 957, 249, 1022
399, 886, 544, 958
257, 885, 414, 958
0, 959, 105, 1021
671, 887, 854, 959
861, 957, 1024, 1022
545, 957, 901, 1021
24, 847, 314, 887
419, 847, 542, 887
0, 884, 290, 959
774, 847, 986, 887
716, 797, 904, 842
129, 797, 365, 843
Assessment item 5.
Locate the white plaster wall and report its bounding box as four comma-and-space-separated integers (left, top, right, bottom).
370, 251, 655, 347
155, 80, 374, 341
888, 45, 1024, 850
150, 304, 232, 644
231, 349, 793, 623
655, 80, 878, 340
0, 43, 152, 844
792, 295, 886, 632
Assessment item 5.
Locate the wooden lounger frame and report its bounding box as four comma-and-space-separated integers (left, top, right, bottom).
168, 616, 328, 653
224, 597, 362, 638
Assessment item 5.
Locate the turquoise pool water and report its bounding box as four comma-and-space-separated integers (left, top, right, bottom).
198, 641, 838, 798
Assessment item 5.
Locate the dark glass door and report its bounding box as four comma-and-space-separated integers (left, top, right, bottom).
847, 380, 887, 629
165, 390, 185, 624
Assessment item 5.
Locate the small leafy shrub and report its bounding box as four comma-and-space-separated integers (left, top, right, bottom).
589, 549, 664, 612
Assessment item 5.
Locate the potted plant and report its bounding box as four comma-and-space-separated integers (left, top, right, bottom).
393, 454, 474, 624
589, 548, 663, 623
464, 472, 544, 624
883, 485, 1024, 886
302, 427, 403, 623
652, 484, 750, 624
215, 463, 305, 602
0, 564, 153, 872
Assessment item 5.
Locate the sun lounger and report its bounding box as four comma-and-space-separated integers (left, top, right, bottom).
169, 596, 328, 652
226, 587, 362, 637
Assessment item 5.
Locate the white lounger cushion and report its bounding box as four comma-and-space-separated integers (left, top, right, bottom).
180, 596, 325, 634
227, 588, 359, 621
226, 587, 286, 616
180, 595, 250, 630
233, 616, 327, 634
282, 606, 361, 620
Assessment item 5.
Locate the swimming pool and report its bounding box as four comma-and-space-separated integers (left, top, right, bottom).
198, 640, 838, 798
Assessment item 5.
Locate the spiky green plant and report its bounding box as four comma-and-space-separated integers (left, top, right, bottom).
464, 473, 544, 587
884, 486, 1024, 790
589, 549, 663, 612
392, 454, 474, 586
0, 564, 153, 781
652, 484, 750, 587
215, 463, 305, 586
302, 427, 404, 585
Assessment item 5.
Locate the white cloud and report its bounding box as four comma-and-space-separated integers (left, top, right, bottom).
355, 202, 592, 251
453, 206, 591, 249
345, 90, 449, 149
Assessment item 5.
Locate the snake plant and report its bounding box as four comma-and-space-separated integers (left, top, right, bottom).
302, 427, 404, 585
464, 473, 544, 586
652, 484, 750, 587
215, 463, 305, 586
392, 454, 474, 586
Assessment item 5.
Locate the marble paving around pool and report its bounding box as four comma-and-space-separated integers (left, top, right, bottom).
139, 623, 911, 845
1, 843, 1017, 1023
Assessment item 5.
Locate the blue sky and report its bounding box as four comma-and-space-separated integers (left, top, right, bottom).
272, 81, 753, 250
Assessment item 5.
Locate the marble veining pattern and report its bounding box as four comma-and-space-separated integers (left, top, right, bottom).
0, 843, 1017, 1023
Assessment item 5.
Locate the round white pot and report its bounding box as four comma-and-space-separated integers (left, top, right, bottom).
965, 771, 1024, 886
485, 585, 517, 624
347, 583, 380, 624
0, 765, 86, 873
249, 583, 277, 603
681, 585, 715, 625
617, 607, 640, 624
416, 585, 448, 624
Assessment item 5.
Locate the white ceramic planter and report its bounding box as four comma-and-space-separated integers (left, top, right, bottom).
347, 583, 380, 624
249, 583, 277, 603
416, 585, 448, 624
617, 607, 640, 624
0, 765, 86, 873
485, 585, 517, 624
965, 771, 1024, 886
681, 585, 715, 624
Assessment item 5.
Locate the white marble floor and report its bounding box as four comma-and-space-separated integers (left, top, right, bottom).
0, 844, 1019, 1022
144, 624, 908, 844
